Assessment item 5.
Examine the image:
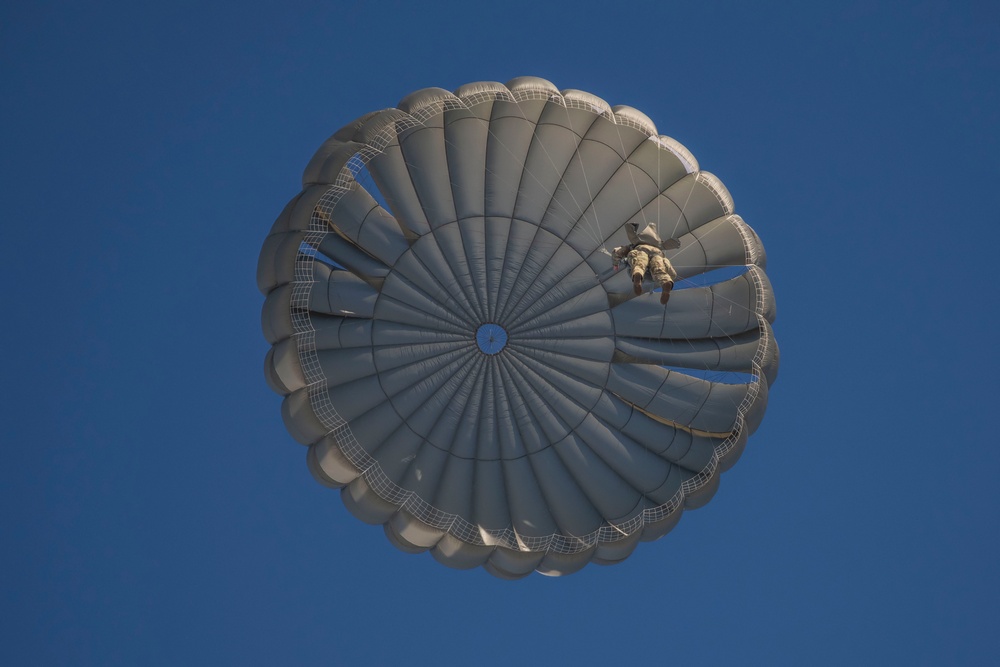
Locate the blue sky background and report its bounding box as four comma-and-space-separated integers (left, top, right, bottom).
3, 1, 998, 665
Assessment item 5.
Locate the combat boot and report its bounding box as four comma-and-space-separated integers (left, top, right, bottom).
660, 281, 674, 305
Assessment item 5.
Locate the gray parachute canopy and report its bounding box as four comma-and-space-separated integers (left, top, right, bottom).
257, 76, 779, 578
626, 221, 680, 250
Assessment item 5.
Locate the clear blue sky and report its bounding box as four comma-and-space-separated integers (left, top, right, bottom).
3, 1, 998, 665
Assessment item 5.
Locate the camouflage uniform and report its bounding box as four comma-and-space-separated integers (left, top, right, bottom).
612, 222, 680, 304
617, 244, 678, 285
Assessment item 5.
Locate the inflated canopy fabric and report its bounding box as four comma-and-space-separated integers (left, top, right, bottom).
258, 77, 779, 578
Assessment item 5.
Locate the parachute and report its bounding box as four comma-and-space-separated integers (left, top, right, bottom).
257, 77, 779, 578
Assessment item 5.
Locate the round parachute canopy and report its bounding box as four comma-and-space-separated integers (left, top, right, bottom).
257, 77, 779, 578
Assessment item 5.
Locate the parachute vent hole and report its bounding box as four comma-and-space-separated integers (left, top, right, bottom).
476, 323, 508, 355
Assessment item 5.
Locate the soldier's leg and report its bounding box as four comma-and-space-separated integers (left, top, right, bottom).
649, 256, 677, 285
662, 256, 679, 283
650, 256, 676, 305
628, 249, 649, 295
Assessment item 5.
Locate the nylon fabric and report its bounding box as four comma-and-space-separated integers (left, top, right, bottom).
258, 77, 779, 577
